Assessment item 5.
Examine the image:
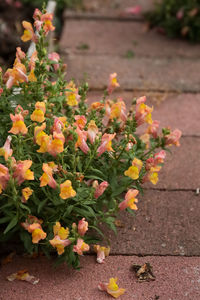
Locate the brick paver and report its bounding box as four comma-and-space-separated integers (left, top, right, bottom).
1, 255, 200, 300
65, 0, 154, 19
60, 20, 200, 58
64, 54, 200, 92
107, 191, 200, 256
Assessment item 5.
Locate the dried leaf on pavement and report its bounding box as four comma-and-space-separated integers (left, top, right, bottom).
131, 263, 156, 282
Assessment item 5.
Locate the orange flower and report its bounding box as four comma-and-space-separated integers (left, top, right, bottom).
74, 115, 87, 130
48, 132, 65, 157
73, 238, 90, 255
13, 160, 34, 185
40, 163, 57, 189
60, 180, 76, 200
49, 222, 71, 255
90, 102, 104, 111
34, 122, 46, 145
0, 164, 10, 194
4, 62, 28, 89
31, 227, 46, 244
28, 69, 37, 82
109, 99, 126, 122
21, 21, 37, 43
31, 102, 46, 123
9, 113, 28, 135
119, 189, 139, 210
21, 216, 46, 244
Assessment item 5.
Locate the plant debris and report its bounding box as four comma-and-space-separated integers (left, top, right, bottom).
131, 262, 156, 282
7, 269, 39, 285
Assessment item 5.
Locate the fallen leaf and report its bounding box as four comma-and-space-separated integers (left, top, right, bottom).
131, 263, 156, 282
7, 269, 39, 285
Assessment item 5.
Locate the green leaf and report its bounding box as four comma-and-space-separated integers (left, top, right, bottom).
87, 167, 107, 181
0, 216, 11, 224
37, 199, 48, 214
20, 203, 31, 214
4, 216, 18, 234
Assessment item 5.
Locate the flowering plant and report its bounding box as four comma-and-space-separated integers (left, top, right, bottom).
0, 8, 181, 268
145, 0, 200, 42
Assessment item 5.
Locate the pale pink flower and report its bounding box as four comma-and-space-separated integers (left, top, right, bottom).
16, 47, 26, 62
78, 218, 88, 236
87, 120, 98, 144
97, 133, 116, 156
76, 127, 89, 154
135, 96, 153, 126
146, 120, 160, 138
124, 5, 142, 15
0, 136, 13, 161
154, 150, 166, 164
119, 189, 139, 211
165, 129, 182, 147
94, 245, 110, 264
13, 160, 34, 185
176, 9, 184, 20
48, 52, 60, 71
73, 238, 90, 255
74, 115, 87, 130
94, 181, 109, 199
107, 73, 120, 94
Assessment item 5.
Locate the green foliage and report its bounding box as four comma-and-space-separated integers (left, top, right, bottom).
145, 0, 200, 42
0, 8, 181, 268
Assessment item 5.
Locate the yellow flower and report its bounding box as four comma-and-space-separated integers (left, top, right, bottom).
124, 158, 143, 180
124, 165, 139, 180
32, 228, 47, 244
28, 69, 37, 82
59, 180, 76, 200
22, 187, 33, 203
98, 277, 125, 299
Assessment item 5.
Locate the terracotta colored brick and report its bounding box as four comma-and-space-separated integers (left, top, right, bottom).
107, 191, 200, 256
87, 91, 200, 136
60, 20, 200, 58
152, 137, 200, 190
63, 54, 200, 92
1, 255, 200, 299
65, 0, 154, 19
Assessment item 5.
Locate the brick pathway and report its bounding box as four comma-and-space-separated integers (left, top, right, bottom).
1, 3, 200, 299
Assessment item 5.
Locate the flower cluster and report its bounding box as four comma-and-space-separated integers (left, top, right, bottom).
145, 0, 200, 42
0, 8, 181, 268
